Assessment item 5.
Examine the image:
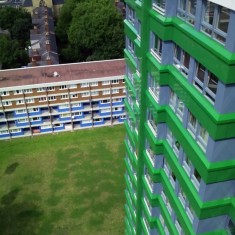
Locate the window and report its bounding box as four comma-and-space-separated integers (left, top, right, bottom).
102, 90, 110, 95
0, 130, 9, 135
112, 79, 119, 84
14, 90, 23, 95
148, 73, 160, 102
54, 123, 63, 127
28, 108, 39, 112
167, 129, 181, 157
143, 216, 150, 235
182, 153, 201, 190
146, 141, 156, 165
101, 99, 110, 104
161, 191, 173, 215
48, 96, 56, 101
112, 89, 119, 94
72, 112, 82, 117
68, 84, 77, 89
39, 97, 47, 102
30, 117, 40, 122
46, 86, 55, 91
123, 88, 126, 93
16, 99, 25, 105
150, 33, 162, 61
136, 19, 141, 41
90, 82, 98, 87
187, 111, 209, 152
91, 91, 99, 96
147, 109, 157, 136
102, 81, 110, 85
0, 91, 9, 96
82, 92, 90, 97
144, 168, 154, 192
59, 104, 69, 109
81, 82, 89, 88
169, 90, 184, 121
60, 94, 68, 100
127, 5, 135, 26
193, 62, 218, 103
177, 186, 195, 223
41, 125, 52, 129
24, 89, 32, 93
177, 0, 197, 25
72, 103, 81, 107
101, 108, 111, 113
16, 109, 26, 114
61, 113, 70, 118
175, 219, 184, 235
70, 94, 78, 98
10, 129, 21, 133
2, 101, 12, 106
159, 214, 170, 235
113, 98, 122, 102
25, 99, 34, 104
201, 2, 230, 44
82, 119, 92, 124
59, 85, 67, 90
174, 44, 190, 77
127, 37, 135, 57
164, 161, 176, 188
152, 0, 166, 14
17, 118, 28, 123
113, 107, 122, 112
127, 66, 134, 84
37, 87, 46, 92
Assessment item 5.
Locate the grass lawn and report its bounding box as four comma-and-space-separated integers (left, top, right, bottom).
0, 125, 126, 235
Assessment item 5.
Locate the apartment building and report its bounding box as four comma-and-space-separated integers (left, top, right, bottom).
124, 0, 235, 234
0, 59, 126, 139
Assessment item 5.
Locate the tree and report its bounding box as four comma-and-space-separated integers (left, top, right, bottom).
0, 36, 28, 69
0, 7, 31, 69
55, 0, 85, 44
67, 0, 124, 61
0, 7, 31, 43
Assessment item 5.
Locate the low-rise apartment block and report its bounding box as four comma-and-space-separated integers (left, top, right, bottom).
0, 59, 126, 139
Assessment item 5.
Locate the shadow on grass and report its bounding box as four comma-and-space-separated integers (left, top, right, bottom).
0, 201, 43, 235
1, 189, 20, 206
4, 162, 19, 175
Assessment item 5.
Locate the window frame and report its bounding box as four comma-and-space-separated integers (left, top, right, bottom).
177, 0, 197, 25
201, 1, 230, 44
152, 0, 166, 15
174, 44, 190, 77
150, 32, 163, 62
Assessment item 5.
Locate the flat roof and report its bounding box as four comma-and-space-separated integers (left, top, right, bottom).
0, 59, 125, 89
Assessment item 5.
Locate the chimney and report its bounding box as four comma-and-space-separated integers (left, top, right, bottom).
34, 10, 38, 19
31, 57, 37, 67
33, 25, 38, 34
46, 54, 52, 65
45, 21, 49, 32
46, 40, 50, 51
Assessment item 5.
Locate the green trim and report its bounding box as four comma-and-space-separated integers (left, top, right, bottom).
145, 93, 235, 183
146, 54, 235, 140
148, 11, 235, 84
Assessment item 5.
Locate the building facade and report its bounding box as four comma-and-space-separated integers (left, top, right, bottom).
124, 0, 235, 234
0, 59, 126, 140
